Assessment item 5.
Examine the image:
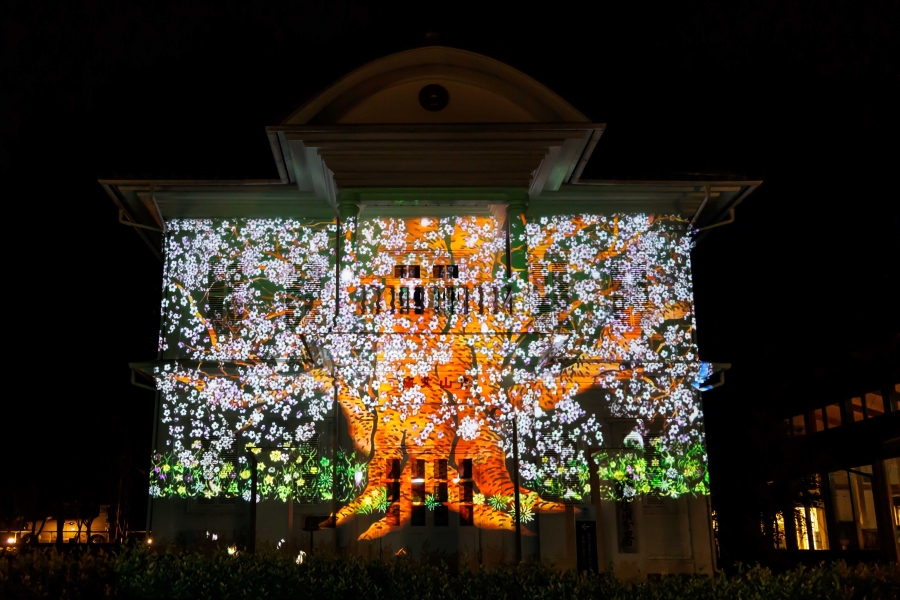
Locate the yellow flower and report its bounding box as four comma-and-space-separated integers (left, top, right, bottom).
270, 450, 283, 462
298, 478, 306, 486
473, 493, 485, 505
240, 470, 251, 480
614, 470, 625, 481
310, 466, 318, 474
265, 475, 274, 485
162, 464, 171, 473
177, 486, 186, 495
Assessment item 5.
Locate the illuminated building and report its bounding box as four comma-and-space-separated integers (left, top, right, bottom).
104, 46, 760, 575
761, 370, 899, 563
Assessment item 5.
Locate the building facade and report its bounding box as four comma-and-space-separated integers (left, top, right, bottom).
105, 47, 758, 576
764, 367, 899, 563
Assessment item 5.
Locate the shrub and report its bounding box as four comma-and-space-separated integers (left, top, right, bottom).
1, 545, 897, 599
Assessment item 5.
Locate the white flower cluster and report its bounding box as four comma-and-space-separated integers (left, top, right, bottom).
152, 213, 707, 501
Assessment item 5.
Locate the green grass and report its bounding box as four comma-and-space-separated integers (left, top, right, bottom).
1, 545, 897, 599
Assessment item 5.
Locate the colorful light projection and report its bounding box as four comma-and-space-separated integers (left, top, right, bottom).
151, 218, 337, 501
149, 214, 708, 538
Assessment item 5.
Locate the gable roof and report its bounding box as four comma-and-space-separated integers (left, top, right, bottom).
282, 46, 590, 125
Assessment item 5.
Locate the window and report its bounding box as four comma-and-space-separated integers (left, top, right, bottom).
281, 271, 320, 327
458, 458, 474, 526
791, 414, 806, 436
207, 261, 244, 337
864, 391, 885, 418
292, 437, 321, 504
433, 459, 449, 526
811, 409, 825, 433
394, 264, 458, 279
773, 511, 787, 549
531, 261, 570, 329
884, 458, 899, 543
825, 404, 842, 429
891, 384, 900, 413
850, 397, 865, 422
794, 503, 829, 550
411, 459, 426, 526
385, 459, 401, 526
829, 466, 880, 551
411, 504, 426, 526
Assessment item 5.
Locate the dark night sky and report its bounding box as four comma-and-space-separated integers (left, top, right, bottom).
2, 1, 897, 543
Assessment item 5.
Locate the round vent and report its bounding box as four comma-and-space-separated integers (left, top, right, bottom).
418, 84, 449, 111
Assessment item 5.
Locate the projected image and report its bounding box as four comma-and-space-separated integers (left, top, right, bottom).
149, 214, 708, 538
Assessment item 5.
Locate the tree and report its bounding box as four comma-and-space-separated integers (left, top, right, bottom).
151, 214, 708, 541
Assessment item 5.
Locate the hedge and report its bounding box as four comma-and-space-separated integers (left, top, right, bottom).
1, 545, 897, 599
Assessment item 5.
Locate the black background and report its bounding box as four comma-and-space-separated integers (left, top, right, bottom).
2, 1, 897, 563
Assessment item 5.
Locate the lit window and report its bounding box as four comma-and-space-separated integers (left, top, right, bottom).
825, 404, 842, 429
864, 391, 885, 418
891, 384, 900, 412
409, 458, 427, 526
794, 504, 829, 550
811, 409, 825, 433
883, 457, 899, 531
829, 466, 881, 551
773, 511, 787, 549
791, 414, 806, 436
850, 397, 865, 422
793, 476, 829, 550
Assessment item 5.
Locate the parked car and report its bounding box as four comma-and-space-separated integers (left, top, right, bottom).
11, 505, 110, 544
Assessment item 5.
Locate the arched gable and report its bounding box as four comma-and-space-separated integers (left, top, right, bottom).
283, 46, 589, 125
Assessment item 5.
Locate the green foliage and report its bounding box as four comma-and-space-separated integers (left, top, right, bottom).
356, 487, 389, 515
525, 457, 591, 502
334, 448, 368, 502
594, 441, 709, 500
486, 493, 537, 523
149, 445, 369, 505
149, 444, 325, 503
1, 546, 898, 599
487, 494, 511, 511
